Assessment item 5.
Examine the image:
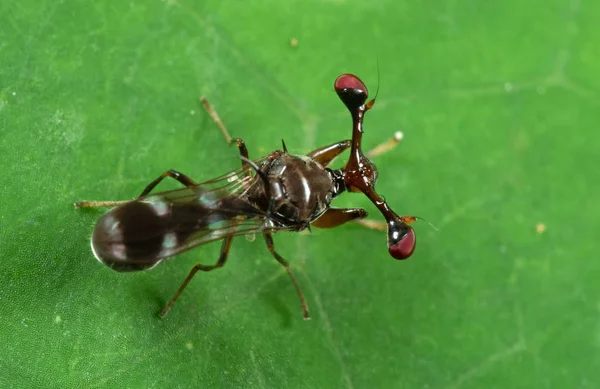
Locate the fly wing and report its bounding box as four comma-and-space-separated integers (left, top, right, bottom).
91, 161, 292, 272
144, 187, 272, 258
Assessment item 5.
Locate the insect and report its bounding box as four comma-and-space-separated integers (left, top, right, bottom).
76, 74, 417, 320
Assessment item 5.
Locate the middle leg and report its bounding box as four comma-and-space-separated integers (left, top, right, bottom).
75, 169, 196, 208
263, 232, 310, 320
159, 235, 234, 318
138, 169, 196, 198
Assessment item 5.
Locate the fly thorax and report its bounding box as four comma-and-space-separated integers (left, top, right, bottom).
267, 154, 334, 223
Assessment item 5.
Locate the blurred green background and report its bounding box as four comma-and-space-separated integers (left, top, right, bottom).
2, 0, 598, 387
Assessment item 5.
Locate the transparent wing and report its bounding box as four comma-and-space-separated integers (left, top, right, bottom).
92, 156, 294, 266
140, 155, 270, 203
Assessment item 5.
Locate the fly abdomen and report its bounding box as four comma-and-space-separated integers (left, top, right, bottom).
92, 197, 221, 272
91, 201, 172, 272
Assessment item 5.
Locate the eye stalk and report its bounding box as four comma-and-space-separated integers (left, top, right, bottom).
335, 73, 417, 260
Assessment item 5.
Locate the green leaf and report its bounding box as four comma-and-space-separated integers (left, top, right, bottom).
2, 0, 598, 387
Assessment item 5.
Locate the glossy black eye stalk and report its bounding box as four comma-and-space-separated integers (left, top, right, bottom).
76, 73, 419, 320
334, 73, 417, 260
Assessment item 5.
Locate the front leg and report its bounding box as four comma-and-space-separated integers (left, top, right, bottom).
307, 131, 403, 168
199, 97, 254, 178
307, 140, 351, 167
311, 207, 367, 228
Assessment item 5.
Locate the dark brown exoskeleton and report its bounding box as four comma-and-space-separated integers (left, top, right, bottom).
76, 74, 417, 319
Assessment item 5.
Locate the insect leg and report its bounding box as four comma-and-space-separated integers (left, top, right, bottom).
365, 131, 403, 159
138, 169, 196, 198
231, 138, 253, 178
307, 140, 351, 167
353, 219, 387, 231
159, 235, 234, 318
199, 97, 253, 178
307, 131, 403, 168
311, 207, 368, 228
200, 96, 233, 144
75, 170, 196, 208
75, 200, 132, 208
354, 215, 417, 232
263, 232, 310, 320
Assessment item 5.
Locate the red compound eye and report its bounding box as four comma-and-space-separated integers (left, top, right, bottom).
334, 74, 369, 110
388, 226, 416, 260
334, 73, 368, 94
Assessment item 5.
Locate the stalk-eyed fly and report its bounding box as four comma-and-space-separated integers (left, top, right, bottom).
76, 74, 417, 319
